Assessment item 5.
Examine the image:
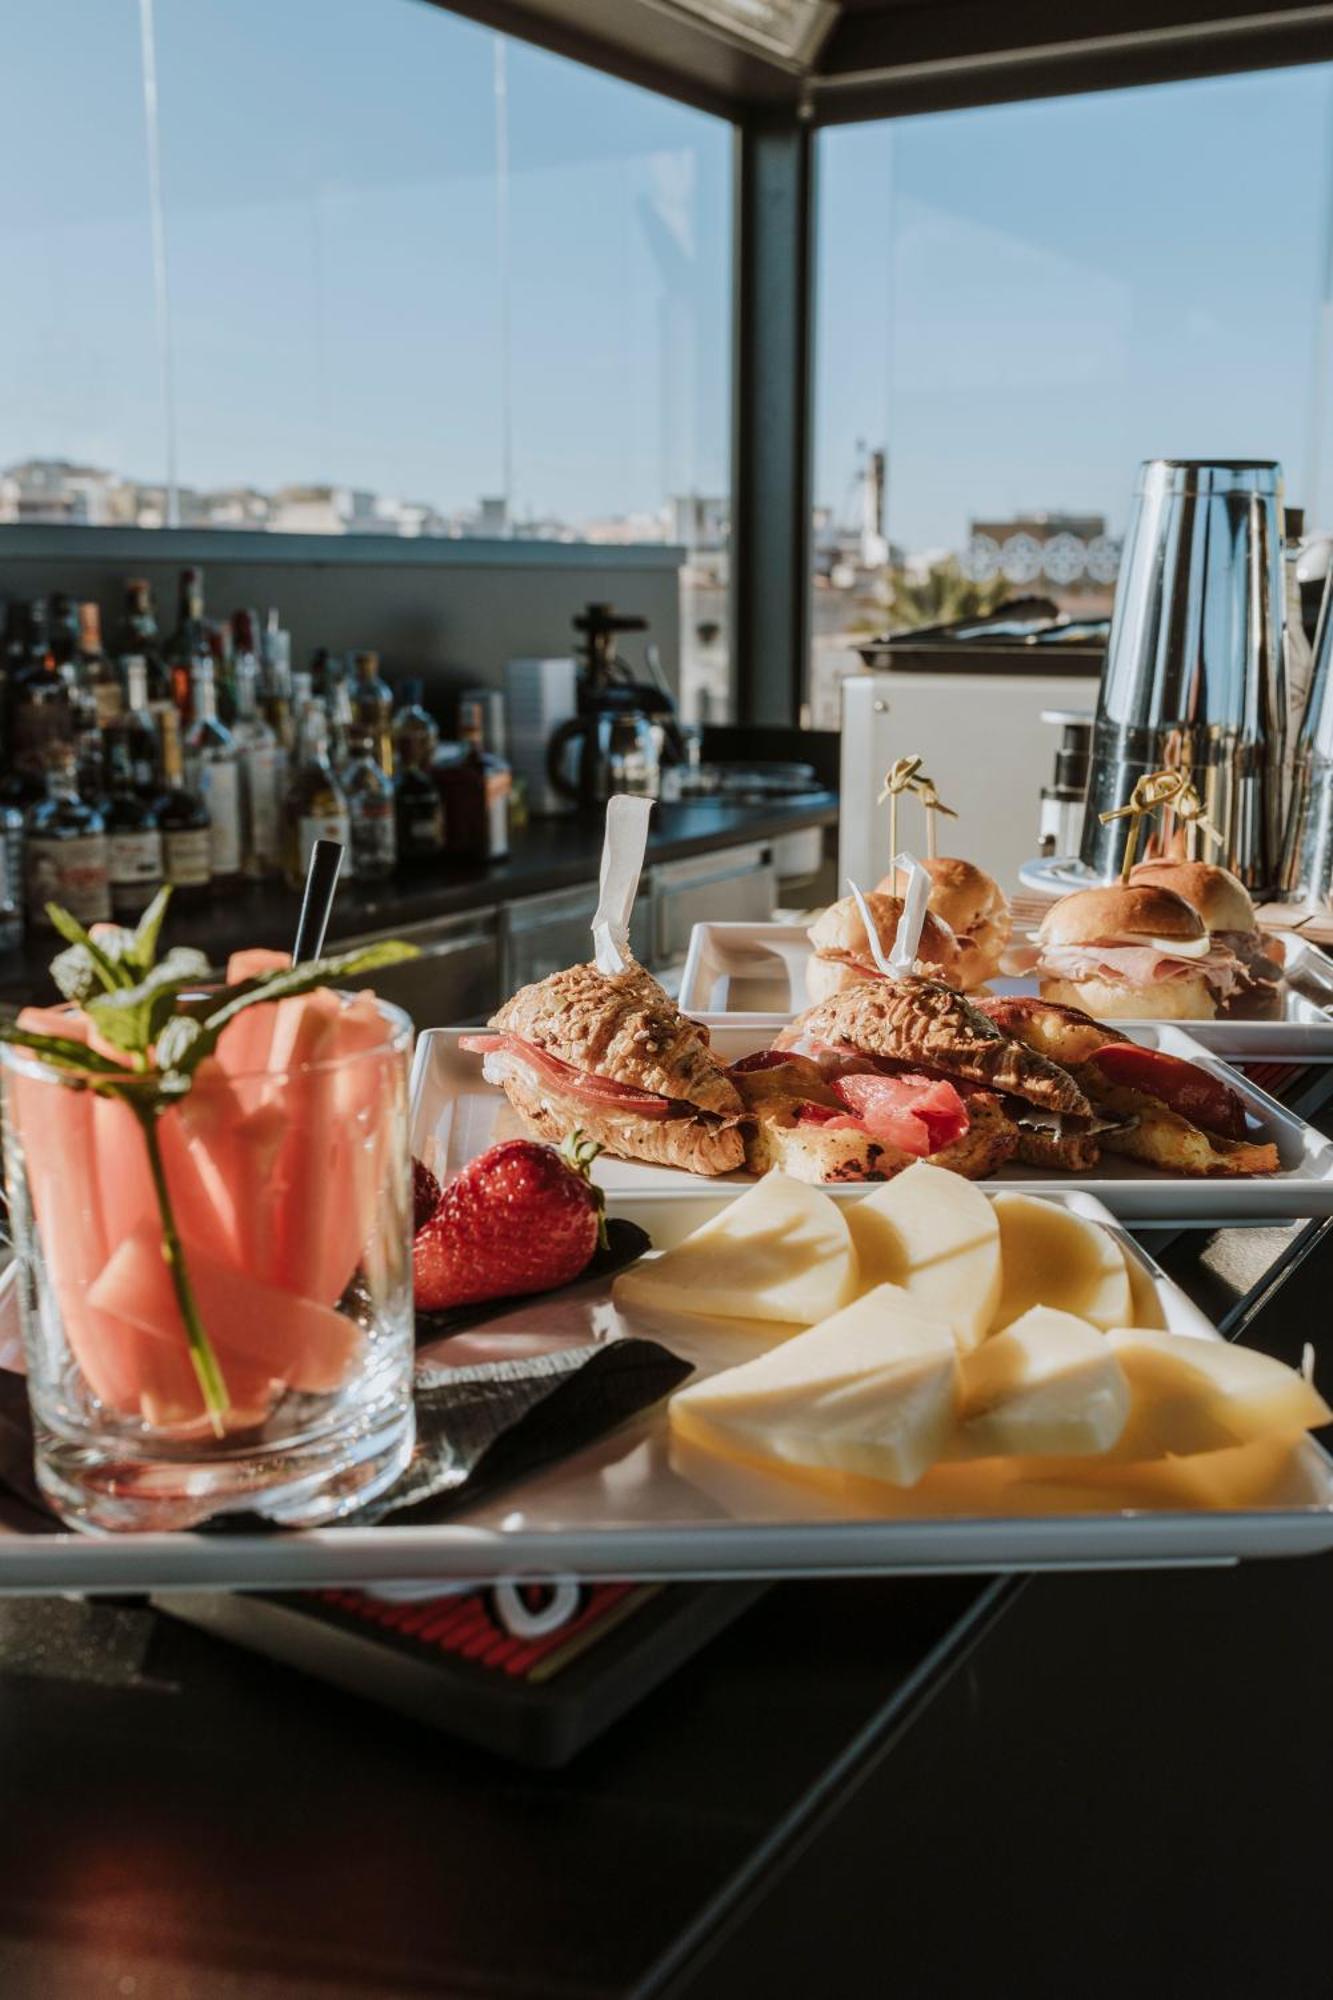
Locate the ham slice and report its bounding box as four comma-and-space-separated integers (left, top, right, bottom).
1037, 941, 1242, 1000
461, 1032, 673, 1119
831, 1073, 970, 1156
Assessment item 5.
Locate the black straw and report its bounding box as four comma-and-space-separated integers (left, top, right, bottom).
291, 839, 344, 964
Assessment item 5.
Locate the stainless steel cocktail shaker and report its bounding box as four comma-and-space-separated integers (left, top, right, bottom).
1281, 568, 1333, 904
1079, 461, 1287, 892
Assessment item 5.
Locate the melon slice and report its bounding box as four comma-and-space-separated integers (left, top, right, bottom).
670, 1284, 959, 1487
989, 1194, 1131, 1334
845, 1162, 1000, 1350
955, 1306, 1130, 1458
1106, 1328, 1332, 1459
613, 1171, 858, 1326
89, 1224, 362, 1395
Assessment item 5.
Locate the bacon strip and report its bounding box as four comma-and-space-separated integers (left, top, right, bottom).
460, 1032, 674, 1118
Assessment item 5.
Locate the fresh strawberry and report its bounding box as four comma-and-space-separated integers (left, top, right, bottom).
412, 1157, 442, 1233
413, 1131, 607, 1311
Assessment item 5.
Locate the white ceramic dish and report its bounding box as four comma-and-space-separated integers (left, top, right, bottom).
0, 1192, 1330, 1589
412, 1022, 1333, 1228
678, 921, 1333, 1061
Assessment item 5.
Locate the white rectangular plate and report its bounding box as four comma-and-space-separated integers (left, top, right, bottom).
679, 922, 1333, 1060
413, 1022, 1333, 1227
1, 1192, 1330, 1589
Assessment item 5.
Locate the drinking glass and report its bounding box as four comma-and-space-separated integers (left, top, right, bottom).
1, 993, 415, 1532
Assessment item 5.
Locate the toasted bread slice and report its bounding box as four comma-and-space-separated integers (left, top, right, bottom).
732, 1057, 1017, 1184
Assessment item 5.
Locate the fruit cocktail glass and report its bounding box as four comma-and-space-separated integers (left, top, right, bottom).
1, 988, 415, 1531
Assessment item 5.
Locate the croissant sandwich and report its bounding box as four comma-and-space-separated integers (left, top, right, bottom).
749, 974, 1100, 1179
975, 995, 1279, 1177
463, 959, 747, 1175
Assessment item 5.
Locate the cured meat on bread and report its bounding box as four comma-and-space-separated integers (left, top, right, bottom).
466, 959, 746, 1175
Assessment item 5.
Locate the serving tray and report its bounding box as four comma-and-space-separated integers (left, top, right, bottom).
677, 921, 1333, 1061
412, 1023, 1333, 1228
1, 1192, 1330, 1591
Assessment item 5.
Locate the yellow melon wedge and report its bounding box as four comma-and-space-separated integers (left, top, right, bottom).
613, 1171, 858, 1326
670, 1284, 958, 1488
845, 1161, 1000, 1351
1106, 1328, 1332, 1459
954, 1305, 1131, 1459
989, 1194, 1132, 1334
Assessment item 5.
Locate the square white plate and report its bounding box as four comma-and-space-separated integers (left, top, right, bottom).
0, 1191, 1330, 1587
413, 1022, 1333, 1228
678, 921, 1333, 1060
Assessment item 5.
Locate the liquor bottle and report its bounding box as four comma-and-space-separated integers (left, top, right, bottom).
395, 755, 446, 866
344, 730, 397, 882
166, 566, 211, 719
49, 594, 82, 674
392, 678, 440, 773
24, 747, 111, 930
231, 617, 284, 877
437, 696, 511, 858
183, 658, 242, 888
117, 657, 163, 797
325, 659, 356, 773
260, 609, 295, 755
102, 729, 164, 920
77, 601, 123, 731
352, 651, 394, 777
209, 617, 237, 727
283, 702, 349, 889
5, 600, 68, 807
156, 707, 212, 908
119, 579, 171, 707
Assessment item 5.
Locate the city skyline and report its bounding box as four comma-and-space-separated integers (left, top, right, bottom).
3, 6, 1332, 552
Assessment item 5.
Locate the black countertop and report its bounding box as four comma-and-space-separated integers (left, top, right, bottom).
0, 793, 837, 1006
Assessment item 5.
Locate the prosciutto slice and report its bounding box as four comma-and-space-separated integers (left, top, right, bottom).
459, 1032, 674, 1118
831, 1073, 970, 1155
1037, 941, 1242, 1000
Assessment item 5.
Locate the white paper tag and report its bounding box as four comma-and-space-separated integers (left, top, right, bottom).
592, 794, 653, 975
886, 851, 932, 972
846, 880, 895, 978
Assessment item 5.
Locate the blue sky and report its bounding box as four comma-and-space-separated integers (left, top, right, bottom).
3, 1, 1332, 548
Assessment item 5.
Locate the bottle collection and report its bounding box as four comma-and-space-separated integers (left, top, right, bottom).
0, 568, 511, 938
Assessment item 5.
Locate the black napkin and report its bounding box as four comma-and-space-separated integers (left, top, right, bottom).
0, 1224, 689, 1536
413, 1217, 648, 1344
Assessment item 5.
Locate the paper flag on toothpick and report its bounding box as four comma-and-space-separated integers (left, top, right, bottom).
592, 794, 653, 975
881, 849, 932, 975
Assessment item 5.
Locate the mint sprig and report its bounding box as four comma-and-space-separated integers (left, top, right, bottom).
1, 891, 419, 1431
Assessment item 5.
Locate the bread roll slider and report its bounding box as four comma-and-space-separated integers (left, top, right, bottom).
731, 975, 1099, 1182
878, 856, 1011, 989
805, 891, 960, 1004
462, 959, 746, 1175
1129, 859, 1282, 1019
1031, 882, 1245, 1021
976, 995, 1279, 1176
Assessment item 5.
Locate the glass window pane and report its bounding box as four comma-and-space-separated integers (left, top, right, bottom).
3, 0, 733, 714
812, 65, 1333, 722
0, 0, 162, 520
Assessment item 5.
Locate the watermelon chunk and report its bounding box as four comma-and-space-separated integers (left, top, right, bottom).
88, 1224, 362, 1396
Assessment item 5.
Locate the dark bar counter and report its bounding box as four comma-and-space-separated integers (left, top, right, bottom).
0, 793, 837, 1006
0, 1208, 1329, 1997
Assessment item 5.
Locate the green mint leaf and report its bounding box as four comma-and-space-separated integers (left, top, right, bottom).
130, 886, 172, 974
50, 942, 112, 1006
43, 906, 131, 992
153, 1013, 205, 1074
160, 938, 418, 1081
0, 1020, 134, 1080
83, 948, 212, 1056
